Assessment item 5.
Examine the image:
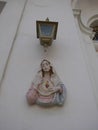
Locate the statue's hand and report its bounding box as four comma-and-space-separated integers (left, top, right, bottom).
55, 86, 63, 93
48, 87, 55, 92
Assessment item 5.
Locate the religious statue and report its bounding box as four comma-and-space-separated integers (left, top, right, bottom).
26, 59, 66, 107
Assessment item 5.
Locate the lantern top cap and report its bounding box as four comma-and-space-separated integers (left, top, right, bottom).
46, 17, 49, 21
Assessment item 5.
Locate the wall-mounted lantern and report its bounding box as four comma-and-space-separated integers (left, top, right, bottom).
36, 18, 58, 47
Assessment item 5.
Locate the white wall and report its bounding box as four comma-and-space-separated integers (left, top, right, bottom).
73, 0, 98, 105
0, 0, 98, 130
75, 0, 98, 26
0, 0, 26, 85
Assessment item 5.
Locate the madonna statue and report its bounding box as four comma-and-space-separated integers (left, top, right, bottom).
26, 59, 66, 107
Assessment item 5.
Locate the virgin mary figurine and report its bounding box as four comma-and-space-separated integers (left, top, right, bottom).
26, 59, 66, 107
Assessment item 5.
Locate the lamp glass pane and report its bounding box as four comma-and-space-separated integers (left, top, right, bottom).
40, 24, 53, 36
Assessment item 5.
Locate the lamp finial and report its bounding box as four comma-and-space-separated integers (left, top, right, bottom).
46, 17, 49, 21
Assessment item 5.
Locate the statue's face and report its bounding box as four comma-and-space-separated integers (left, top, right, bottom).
41, 60, 51, 72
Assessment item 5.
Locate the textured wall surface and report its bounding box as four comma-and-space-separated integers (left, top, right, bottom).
0, 0, 98, 130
